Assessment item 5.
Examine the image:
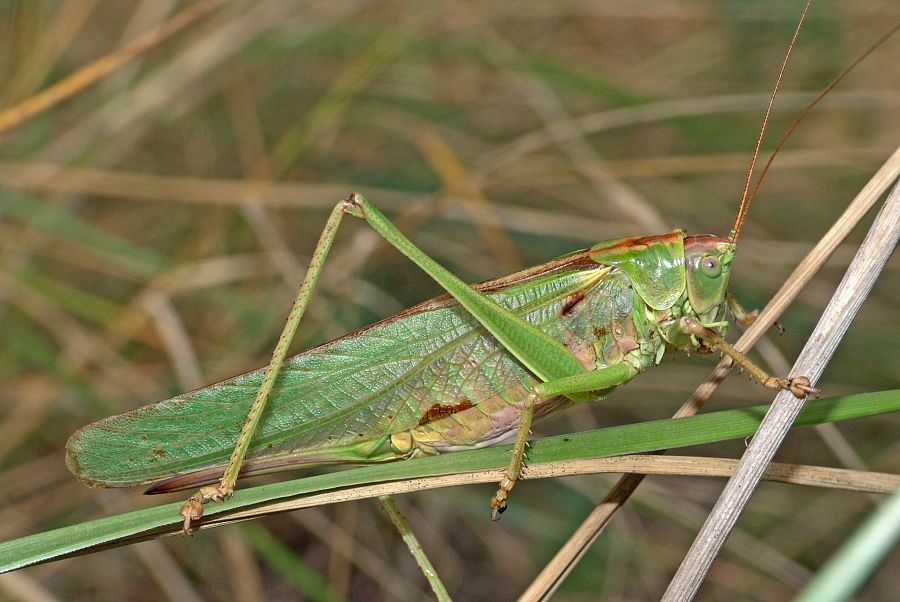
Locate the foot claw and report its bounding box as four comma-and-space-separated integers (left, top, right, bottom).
788, 376, 820, 398
180, 498, 204, 536
490, 492, 507, 522
179, 485, 232, 535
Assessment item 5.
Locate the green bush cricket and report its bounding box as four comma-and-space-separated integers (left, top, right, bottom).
65, 195, 817, 532
63, 11, 829, 536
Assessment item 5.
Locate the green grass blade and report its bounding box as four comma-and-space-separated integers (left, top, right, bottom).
239, 523, 346, 602
0, 191, 165, 277
378, 496, 452, 602
19, 269, 123, 326
794, 485, 900, 602
1, 389, 897, 573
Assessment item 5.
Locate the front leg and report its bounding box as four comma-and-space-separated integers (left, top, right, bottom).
679, 316, 819, 398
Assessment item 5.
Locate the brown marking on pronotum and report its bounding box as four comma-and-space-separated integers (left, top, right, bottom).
418, 399, 475, 425
561, 292, 586, 316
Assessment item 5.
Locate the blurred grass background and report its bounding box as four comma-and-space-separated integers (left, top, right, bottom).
0, 1, 898, 600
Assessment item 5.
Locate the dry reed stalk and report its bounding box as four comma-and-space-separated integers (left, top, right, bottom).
662, 178, 900, 600
0, 0, 222, 136
519, 146, 900, 601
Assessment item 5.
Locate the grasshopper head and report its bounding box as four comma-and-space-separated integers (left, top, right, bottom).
683, 235, 735, 321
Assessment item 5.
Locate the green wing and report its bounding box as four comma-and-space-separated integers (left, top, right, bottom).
67, 252, 631, 488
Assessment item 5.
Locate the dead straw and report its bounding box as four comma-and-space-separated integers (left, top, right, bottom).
663, 172, 900, 601
518, 146, 900, 601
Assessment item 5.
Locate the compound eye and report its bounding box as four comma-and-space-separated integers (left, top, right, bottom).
701, 255, 721, 278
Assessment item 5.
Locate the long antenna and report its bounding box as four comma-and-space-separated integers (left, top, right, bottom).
729, 0, 813, 245
740, 20, 900, 222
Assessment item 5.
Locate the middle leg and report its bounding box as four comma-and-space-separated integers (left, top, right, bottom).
490, 362, 637, 520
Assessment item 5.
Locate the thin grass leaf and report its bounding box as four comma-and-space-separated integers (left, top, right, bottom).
1, 191, 165, 277
795, 485, 900, 602
1, 390, 896, 573
238, 522, 346, 602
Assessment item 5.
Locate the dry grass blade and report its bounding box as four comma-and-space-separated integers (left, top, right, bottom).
662, 177, 900, 600
140, 455, 900, 537
561, 456, 899, 493
0, 0, 223, 136
208, 457, 900, 526
519, 147, 900, 602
